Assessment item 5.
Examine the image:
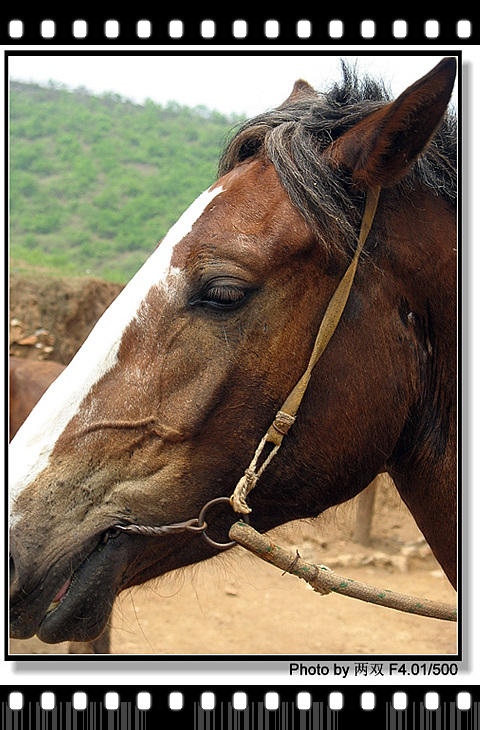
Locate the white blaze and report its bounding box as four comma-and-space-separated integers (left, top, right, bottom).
9, 185, 223, 517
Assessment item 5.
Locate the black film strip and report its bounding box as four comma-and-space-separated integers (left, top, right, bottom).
1, 686, 479, 729
2, 12, 478, 45
3, 4, 473, 716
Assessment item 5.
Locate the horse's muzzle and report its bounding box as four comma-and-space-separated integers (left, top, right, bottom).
9, 531, 131, 643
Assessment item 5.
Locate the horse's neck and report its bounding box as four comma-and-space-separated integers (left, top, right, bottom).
386, 188, 457, 588
386, 187, 456, 421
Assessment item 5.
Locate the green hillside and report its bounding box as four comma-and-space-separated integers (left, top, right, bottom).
9, 81, 244, 283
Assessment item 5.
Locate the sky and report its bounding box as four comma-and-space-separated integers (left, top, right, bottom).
8, 53, 456, 117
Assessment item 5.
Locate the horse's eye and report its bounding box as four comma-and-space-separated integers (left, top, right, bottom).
192, 281, 249, 310
204, 285, 246, 308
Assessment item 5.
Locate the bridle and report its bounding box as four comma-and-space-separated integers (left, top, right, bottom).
114, 186, 381, 546
230, 185, 381, 514
112, 187, 456, 623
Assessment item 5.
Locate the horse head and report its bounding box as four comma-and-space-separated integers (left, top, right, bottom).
10, 58, 457, 644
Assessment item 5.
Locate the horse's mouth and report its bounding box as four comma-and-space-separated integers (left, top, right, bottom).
11, 530, 132, 645
11, 516, 213, 644
41, 534, 134, 644
45, 576, 72, 614
38, 575, 78, 639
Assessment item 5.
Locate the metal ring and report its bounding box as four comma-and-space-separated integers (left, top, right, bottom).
197, 497, 249, 550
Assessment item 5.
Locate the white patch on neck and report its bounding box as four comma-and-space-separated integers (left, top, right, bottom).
9, 184, 223, 518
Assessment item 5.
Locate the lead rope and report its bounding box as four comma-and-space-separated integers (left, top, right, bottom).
230, 186, 382, 514
228, 522, 457, 622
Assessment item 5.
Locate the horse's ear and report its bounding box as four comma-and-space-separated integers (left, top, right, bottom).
326, 57, 456, 189
279, 79, 317, 107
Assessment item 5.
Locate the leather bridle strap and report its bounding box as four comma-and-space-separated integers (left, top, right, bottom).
230, 185, 381, 514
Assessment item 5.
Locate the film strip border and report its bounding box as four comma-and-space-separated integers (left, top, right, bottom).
1, 687, 478, 729
2, 13, 477, 45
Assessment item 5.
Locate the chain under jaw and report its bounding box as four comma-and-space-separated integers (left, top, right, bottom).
111, 497, 249, 551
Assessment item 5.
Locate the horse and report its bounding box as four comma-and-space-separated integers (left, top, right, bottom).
9, 356, 112, 653
9, 357, 65, 438
9, 58, 457, 646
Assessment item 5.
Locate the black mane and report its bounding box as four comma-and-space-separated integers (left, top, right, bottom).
219, 63, 457, 252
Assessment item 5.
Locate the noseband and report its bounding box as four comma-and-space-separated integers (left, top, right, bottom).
230, 185, 381, 513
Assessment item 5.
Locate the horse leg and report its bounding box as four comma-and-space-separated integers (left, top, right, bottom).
353, 479, 378, 546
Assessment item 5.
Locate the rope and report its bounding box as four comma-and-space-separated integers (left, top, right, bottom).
229, 522, 457, 622
230, 434, 281, 513
230, 186, 381, 515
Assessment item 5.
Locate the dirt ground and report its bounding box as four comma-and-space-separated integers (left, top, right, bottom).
9, 477, 457, 657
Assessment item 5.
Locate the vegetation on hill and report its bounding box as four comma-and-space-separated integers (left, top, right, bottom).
10, 81, 244, 282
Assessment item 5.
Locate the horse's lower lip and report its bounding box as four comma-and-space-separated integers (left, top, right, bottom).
35, 532, 132, 644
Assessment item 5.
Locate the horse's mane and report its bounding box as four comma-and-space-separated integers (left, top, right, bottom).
219, 62, 457, 252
